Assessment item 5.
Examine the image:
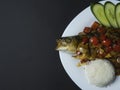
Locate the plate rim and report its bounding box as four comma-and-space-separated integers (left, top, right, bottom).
59, 0, 120, 90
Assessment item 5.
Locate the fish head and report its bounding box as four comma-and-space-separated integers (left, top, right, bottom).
56, 37, 78, 53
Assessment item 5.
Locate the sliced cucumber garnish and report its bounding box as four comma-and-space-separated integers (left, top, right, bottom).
116, 3, 120, 28
105, 1, 118, 28
91, 3, 111, 27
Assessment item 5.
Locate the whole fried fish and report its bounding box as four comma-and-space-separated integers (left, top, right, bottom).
56, 21, 120, 75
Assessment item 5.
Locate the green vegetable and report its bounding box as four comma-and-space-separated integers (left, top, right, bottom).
116, 3, 120, 28
104, 1, 118, 28
91, 3, 111, 27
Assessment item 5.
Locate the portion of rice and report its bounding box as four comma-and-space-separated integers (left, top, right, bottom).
85, 59, 115, 87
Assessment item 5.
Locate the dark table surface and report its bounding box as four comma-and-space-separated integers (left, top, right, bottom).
0, 0, 99, 90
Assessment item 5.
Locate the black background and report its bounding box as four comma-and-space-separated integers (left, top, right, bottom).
0, 0, 99, 90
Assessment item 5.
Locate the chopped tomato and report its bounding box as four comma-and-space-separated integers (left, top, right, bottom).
83, 27, 91, 34
90, 36, 99, 45
102, 39, 111, 46
97, 26, 106, 34
91, 21, 100, 30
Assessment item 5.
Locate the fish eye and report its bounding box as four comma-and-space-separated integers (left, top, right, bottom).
65, 38, 71, 43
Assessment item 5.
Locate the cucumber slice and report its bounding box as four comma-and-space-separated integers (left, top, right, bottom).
104, 1, 118, 28
91, 3, 111, 27
116, 3, 120, 28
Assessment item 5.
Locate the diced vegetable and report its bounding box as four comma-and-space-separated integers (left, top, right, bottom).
97, 26, 106, 34
83, 27, 91, 33
102, 39, 111, 46
90, 36, 99, 45
91, 21, 100, 30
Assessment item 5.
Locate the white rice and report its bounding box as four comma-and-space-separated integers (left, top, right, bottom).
85, 59, 115, 87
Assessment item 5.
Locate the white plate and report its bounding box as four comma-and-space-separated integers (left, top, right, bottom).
59, 0, 120, 90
